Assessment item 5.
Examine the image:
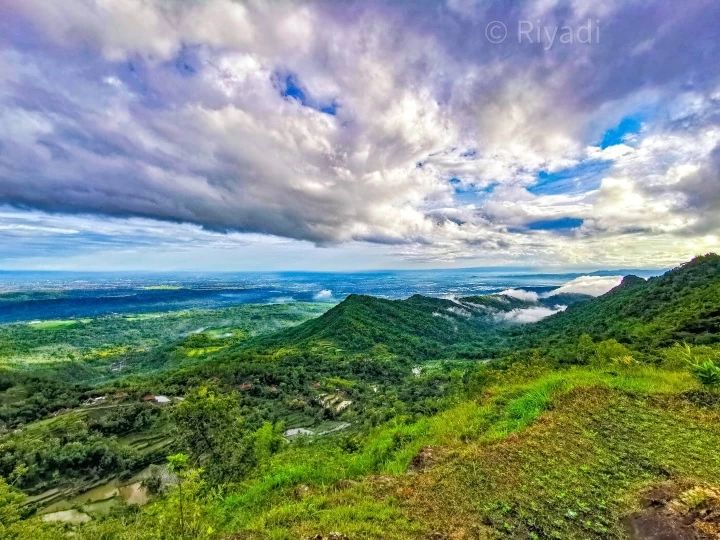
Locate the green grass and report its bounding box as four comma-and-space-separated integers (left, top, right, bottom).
194, 365, 704, 539
7, 364, 718, 539
407, 387, 720, 538
26, 320, 89, 330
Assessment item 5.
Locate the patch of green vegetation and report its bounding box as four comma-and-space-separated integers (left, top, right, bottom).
250, 293, 503, 360
200, 366, 705, 539
406, 385, 720, 539
0, 302, 328, 374
0, 402, 173, 499
26, 320, 88, 330
519, 254, 720, 357
16, 364, 705, 540
0, 302, 329, 428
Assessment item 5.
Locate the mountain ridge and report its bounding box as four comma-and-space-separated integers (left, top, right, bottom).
525, 253, 720, 350
246, 254, 720, 360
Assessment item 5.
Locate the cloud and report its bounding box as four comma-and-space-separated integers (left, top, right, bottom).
313, 289, 333, 300
547, 275, 624, 297
500, 305, 566, 324
0, 0, 719, 267
499, 288, 539, 303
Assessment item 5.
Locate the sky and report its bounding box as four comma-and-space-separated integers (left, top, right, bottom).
0, 0, 719, 271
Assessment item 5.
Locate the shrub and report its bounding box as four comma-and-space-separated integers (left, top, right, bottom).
692, 360, 720, 388
683, 343, 720, 390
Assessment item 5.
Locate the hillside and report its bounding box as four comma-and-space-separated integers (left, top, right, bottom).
523, 254, 720, 351
248, 292, 592, 361
250, 293, 502, 359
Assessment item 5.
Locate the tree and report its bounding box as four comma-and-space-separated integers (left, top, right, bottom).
0, 476, 24, 532
172, 386, 253, 481
575, 334, 595, 365
592, 339, 634, 366
251, 421, 284, 470
123, 453, 216, 540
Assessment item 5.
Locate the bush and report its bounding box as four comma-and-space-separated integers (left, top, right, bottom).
683, 343, 720, 390
692, 360, 720, 388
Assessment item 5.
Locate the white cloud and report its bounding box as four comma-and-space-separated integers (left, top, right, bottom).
0, 1, 719, 268
547, 275, 624, 297
313, 289, 333, 300
500, 305, 566, 324
499, 288, 539, 303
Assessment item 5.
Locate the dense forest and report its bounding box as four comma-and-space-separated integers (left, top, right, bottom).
1, 255, 720, 539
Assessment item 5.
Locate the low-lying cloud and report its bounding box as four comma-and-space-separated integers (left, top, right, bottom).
500, 305, 566, 324
499, 288, 540, 303
547, 275, 625, 297
313, 289, 333, 300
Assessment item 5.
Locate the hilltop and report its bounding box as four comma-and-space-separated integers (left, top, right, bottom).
248, 290, 593, 360
250, 293, 500, 359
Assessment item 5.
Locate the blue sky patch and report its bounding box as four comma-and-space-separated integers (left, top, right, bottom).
527, 217, 584, 231
279, 73, 337, 116
451, 180, 497, 204
529, 160, 612, 196
281, 74, 306, 102
319, 102, 338, 115
599, 115, 642, 148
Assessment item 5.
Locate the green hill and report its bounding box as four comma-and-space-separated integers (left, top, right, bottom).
523, 253, 720, 351
249, 255, 720, 362
250, 293, 502, 359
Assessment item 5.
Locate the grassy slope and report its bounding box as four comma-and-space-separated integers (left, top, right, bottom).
406, 386, 720, 538
215, 367, 719, 539
94, 365, 709, 540
18, 364, 718, 539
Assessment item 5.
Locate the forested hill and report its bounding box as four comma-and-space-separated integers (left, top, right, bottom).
249, 293, 496, 359
247, 289, 591, 360
523, 253, 720, 350
3, 255, 720, 539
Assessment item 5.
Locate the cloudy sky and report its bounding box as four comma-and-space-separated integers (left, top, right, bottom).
0, 0, 718, 271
